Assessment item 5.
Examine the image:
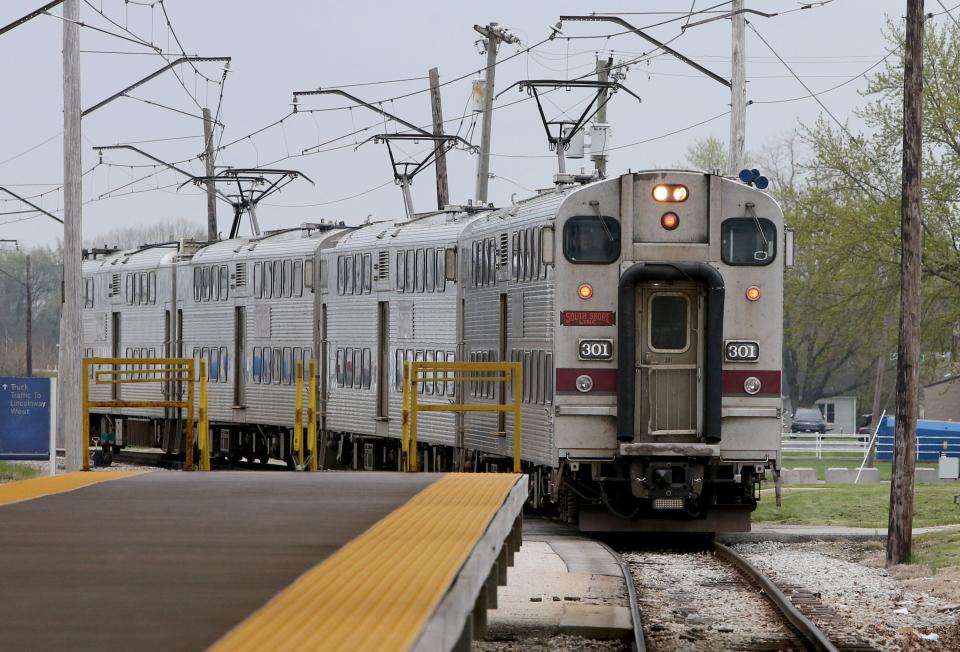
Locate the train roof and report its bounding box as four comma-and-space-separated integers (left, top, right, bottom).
82, 242, 180, 273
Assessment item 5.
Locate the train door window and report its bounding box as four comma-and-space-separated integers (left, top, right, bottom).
545, 352, 554, 404
361, 348, 372, 389
210, 348, 220, 381
511, 232, 520, 281
281, 259, 291, 298
202, 266, 212, 301
521, 230, 530, 281
433, 350, 445, 396
220, 265, 229, 300
220, 347, 229, 383
254, 263, 262, 298
293, 260, 303, 297
532, 350, 542, 404
272, 347, 282, 384
201, 347, 210, 380
435, 249, 445, 292
648, 293, 690, 352
335, 349, 344, 386
721, 218, 776, 265
282, 347, 292, 385
396, 252, 405, 292
336, 256, 345, 295
253, 347, 262, 383
344, 347, 354, 387
562, 215, 621, 264
192, 268, 200, 301
273, 261, 283, 299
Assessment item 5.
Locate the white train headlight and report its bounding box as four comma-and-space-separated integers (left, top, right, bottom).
743, 376, 762, 395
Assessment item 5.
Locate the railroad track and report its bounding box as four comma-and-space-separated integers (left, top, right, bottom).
622, 541, 878, 652
598, 541, 647, 652
108, 449, 286, 472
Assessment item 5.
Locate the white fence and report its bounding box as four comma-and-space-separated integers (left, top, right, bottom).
782, 432, 868, 458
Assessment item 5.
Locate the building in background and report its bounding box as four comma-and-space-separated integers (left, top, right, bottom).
814, 396, 858, 434
922, 376, 960, 421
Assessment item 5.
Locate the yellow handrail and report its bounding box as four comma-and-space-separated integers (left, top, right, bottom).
401, 361, 522, 473
307, 360, 318, 471
82, 357, 200, 472
294, 360, 304, 469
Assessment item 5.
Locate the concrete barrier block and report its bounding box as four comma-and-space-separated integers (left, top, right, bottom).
825, 467, 854, 484
854, 468, 880, 484
782, 467, 818, 485
823, 467, 881, 484
915, 467, 940, 484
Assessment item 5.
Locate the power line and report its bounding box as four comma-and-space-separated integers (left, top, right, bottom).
262, 179, 394, 208
0, 132, 62, 168
935, 0, 960, 28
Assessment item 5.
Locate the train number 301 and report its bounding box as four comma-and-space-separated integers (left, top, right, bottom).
579, 339, 614, 361
725, 340, 760, 362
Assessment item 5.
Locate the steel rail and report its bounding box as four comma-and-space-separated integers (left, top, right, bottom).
597, 542, 646, 652
711, 542, 838, 652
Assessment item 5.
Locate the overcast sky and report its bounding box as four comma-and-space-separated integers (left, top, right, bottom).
0, 0, 941, 249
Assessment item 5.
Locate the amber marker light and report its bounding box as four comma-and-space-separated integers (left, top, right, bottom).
661, 212, 679, 231
578, 283, 594, 300
746, 286, 761, 302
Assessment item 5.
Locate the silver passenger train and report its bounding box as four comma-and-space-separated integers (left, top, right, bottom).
82, 169, 787, 532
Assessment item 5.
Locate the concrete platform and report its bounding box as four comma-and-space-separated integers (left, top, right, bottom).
0, 471, 526, 652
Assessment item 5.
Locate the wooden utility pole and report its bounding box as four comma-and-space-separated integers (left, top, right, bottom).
428, 68, 449, 210
25, 254, 32, 377
60, 0, 83, 472
593, 56, 612, 178
887, 0, 925, 567
473, 22, 518, 205
202, 108, 218, 241
728, 0, 747, 175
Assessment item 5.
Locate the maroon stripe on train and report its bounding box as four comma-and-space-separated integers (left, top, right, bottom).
721, 370, 781, 396
556, 368, 618, 394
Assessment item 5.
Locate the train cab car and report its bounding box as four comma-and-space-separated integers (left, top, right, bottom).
550, 171, 785, 531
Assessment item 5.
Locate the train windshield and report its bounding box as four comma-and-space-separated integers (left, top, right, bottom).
721, 218, 776, 265
563, 215, 621, 264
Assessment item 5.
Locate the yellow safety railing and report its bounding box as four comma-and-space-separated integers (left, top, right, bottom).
293, 360, 318, 471
82, 357, 207, 472
401, 361, 522, 473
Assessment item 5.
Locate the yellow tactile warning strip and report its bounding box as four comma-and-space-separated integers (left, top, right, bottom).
0, 471, 148, 507
212, 473, 521, 652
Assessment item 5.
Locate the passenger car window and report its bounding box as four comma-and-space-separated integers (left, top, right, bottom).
721, 218, 776, 266
563, 216, 621, 264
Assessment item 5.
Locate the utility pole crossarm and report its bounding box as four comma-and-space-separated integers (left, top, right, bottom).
0, 186, 64, 224
82, 56, 231, 117
92, 145, 234, 204
559, 15, 731, 87
293, 88, 432, 137
0, 0, 64, 37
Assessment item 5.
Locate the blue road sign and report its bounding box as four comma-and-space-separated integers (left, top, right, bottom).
0, 376, 52, 460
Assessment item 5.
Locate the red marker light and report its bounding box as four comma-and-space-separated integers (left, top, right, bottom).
661, 212, 680, 230
578, 283, 593, 300
746, 286, 761, 301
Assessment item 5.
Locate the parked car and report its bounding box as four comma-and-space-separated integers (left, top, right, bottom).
790, 407, 829, 434
856, 413, 874, 442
